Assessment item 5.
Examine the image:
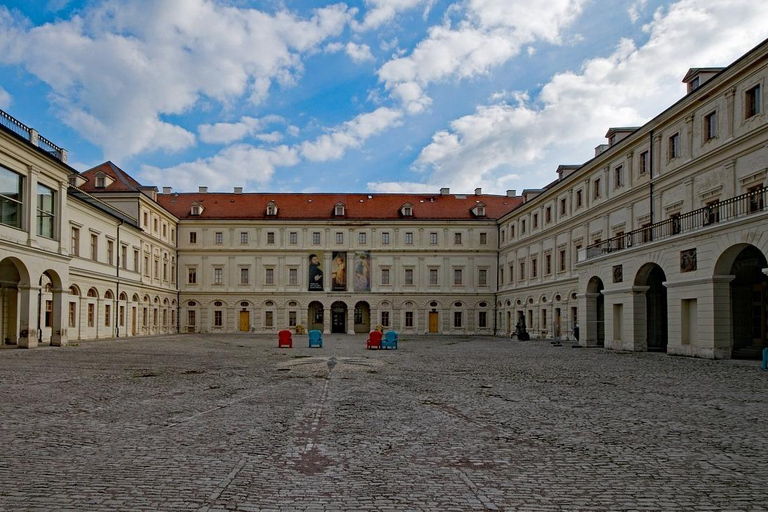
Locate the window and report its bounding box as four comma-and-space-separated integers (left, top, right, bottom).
36, 184, 55, 239
71, 227, 80, 256
68, 302, 76, 328
748, 185, 765, 213
381, 311, 390, 327
615, 231, 625, 250
429, 268, 438, 285
153, 258, 159, 280
87, 303, 94, 327
404, 268, 414, 285
133, 249, 139, 272
153, 218, 158, 233
214, 310, 223, 327
240, 232, 248, 244
240, 268, 249, 285
289, 232, 298, 245
454, 232, 462, 245
430, 232, 438, 245
119, 306, 125, 327
191, 205, 202, 216
289, 268, 298, 285
95, 175, 106, 188
519, 261, 525, 280
639, 151, 649, 175
358, 232, 367, 245
560, 198, 567, 216
501, 230, 505, 242
405, 311, 414, 328
381, 232, 390, 245
171, 258, 176, 284
143, 212, 148, 226
188, 310, 196, 330
746, 84, 762, 118
480, 232, 487, 245
478, 269, 487, 286
614, 165, 623, 188
381, 268, 390, 285
593, 178, 601, 199
668, 133, 680, 160
214, 268, 223, 285
312, 231, 321, 245
144, 255, 149, 276
107, 240, 114, 266
453, 268, 463, 285
453, 311, 462, 328
214, 231, 223, 244
265, 268, 275, 285
267, 232, 275, 244
289, 311, 297, 327
402, 205, 413, 216
704, 111, 717, 141
91, 234, 98, 260
545, 207, 551, 223
545, 254, 552, 275
266, 202, 277, 216
121, 245, 127, 269
479, 311, 487, 328
44, 300, 52, 327
0, 166, 24, 228
265, 310, 274, 327
532, 258, 538, 278
499, 267, 504, 284
163, 260, 168, 281
189, 231, 197, 244
521, 220, 526, 234
533, 214, 538, 228
162, 224, 167, 238
405, 232, 413, 245
335, 203, 345, 216
576, 190, 583, 208
508, 264, 514, 283
559, 249, 566, 272
105, 304, 111, 327
671, 213, 681, 235
336, 232, 344, 244
510, 225, 515, 238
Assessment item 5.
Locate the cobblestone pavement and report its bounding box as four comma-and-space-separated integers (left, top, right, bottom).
0, 334, 767, 511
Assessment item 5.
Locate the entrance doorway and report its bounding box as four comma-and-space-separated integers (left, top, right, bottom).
331, 302, 347, 333
239, 310, 250, 332
428, 311, 439, 333
636, 263, 668, 352
354, 301, 370, 333
729, 245, 768, 358
586, 276, 605, 346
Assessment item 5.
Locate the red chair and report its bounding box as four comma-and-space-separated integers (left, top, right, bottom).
366, 330, 382, 350
278, 329, 293, 348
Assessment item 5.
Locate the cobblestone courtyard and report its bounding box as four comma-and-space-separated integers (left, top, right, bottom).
0, 334, 766, 511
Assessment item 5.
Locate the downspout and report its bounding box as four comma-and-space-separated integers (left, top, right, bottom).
37, 275, 42, 344
115, 219, 123, 337
649, 129, 654, 234
494, 221, 500, 336
175, 224, 180, 334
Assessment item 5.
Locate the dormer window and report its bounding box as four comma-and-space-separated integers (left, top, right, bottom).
190, 202, 203, 216
95, 176, 106, 188
266, 201, 278, 216
334, 202, 346, 216
400, 203, 413, 217
471, 202, 486, 217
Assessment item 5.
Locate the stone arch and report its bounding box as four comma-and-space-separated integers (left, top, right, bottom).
104, 289, 114, 300
119, 291, 127, 301
307, 300, 324, 332
87, 287, 98, 298
354, 300, 371, 333
635, 262, 668, 352
586, 276, 605, 347
70, 285, 81, 296
0, 257, 30, 346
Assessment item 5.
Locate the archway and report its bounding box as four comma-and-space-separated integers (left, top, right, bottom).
354, 301, 370, 333
635, 263, 668, 352
308, 301, 324, 331
331, 301, 347, 333
725, 245, 768, 358
586, 276, 605, 346
0, 257, 28, 345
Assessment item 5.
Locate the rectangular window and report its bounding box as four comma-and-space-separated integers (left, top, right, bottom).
746, 84, 762, 118
560, 198, 566, 216
478, 311, 488, 328
105, 304, 111, 327
510, 225, 515, 238
499, 267, 504, 285
405, 232, 413, 245
267, 232, 275, 244
289, 268, 298, 285
44, 300, 52, 327
381, 232, 390, 245
381, 268, 390, 285
748, 185, 765, 213
520, 262, 525, 280
71, 227, 80, 256
162, 224, 167, 238
614, 165, 623, 188
215, 231, 223, 244
381, 311, 390, 327
289, 311, 297, 327
593, 178, 601, 199
289, 231, 298, 244
144, 255, 150, 276
358, 232, 367, 245
545, 254, 552, 275
265, 311, 274, 327
214, 268, 223, 285
639, 151, 649, 175
107, 240, 114, 266
188, 268, 197, 284
153, 218, 158, 233
480, 232, 487, 245
189, 231, 197, 244
576, 190, 583, 208
405, 311, 414, 328
36, 184, 55, 239
704, 111, 717, 141
171, 228, 175, 242
669, 133, 680, 160
501, 230, 505, 242
453, 268, 463, 285
336, 232, 344, 244
119, 305, 125, 327
133, 249, 139, 272
265, 268, 274, 285
429, 268, 438, 285
121, 245, 127, 269
240, 268, 249, 285
532, 258, 538, 278
478, 269, 487, 286
163, 261, 168, 281
188, 310, 196, 329
454, 232, 462, 245
0, 165, 23, 229
453, 311, 462, 328
430, 232, 438, 245
560, 249, 566, 272
545, 207, 551, 223
521, 219, 526, 234
87, 303, 95, 327
153, 258, 159, 280
143, 212, 148, 227
404, 268, 414, 285
240, 232, 248, 244
68, 302, 76, 328
312, 231, 321, 245
533, 214, 539, 228
508, 264, 514, 283
91, 234, 98, 261
214, 310, 223, 327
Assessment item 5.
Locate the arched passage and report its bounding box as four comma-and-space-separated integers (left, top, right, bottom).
331, 301, 347, 333
586, 276, 605, 347
0, 257, 29, 346
635, 263, 668, 352
308, 301, 324, 332
354, 301, 370, 333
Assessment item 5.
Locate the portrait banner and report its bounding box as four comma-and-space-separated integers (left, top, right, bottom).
308, 251, 324, 291
332, 251, 347, 291
354, 251, 371, 292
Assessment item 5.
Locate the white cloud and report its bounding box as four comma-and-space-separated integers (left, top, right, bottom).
366, 181, 439, 193
0, 1, 352, 159
141, 144, 299, 191
377, 0, 586, 113
629, 0, 649, 22
355, 0, 433, 31
410, 0, 768, 192
300, 107, 403, 161
198, 115, 287, 144
345, 42, 374, 63
0, 86, 10, 109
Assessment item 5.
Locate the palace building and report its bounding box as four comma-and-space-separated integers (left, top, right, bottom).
1, 38, 767, 358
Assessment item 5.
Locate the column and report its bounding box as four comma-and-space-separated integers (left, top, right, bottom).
323, 306, 330, 334
17, 285, 39, 348
347, 305, 355, 335
50, 286, 69, 346
25, 167, 39, 246
725, 86, 736, 140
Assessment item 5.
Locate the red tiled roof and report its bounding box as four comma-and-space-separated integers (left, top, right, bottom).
158, 192, 523, 221
79, 161, 145, 193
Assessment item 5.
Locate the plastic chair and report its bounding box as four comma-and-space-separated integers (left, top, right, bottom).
366, 330, 382, 350
278, 329, 292, 348
381, 330, 398, 350
308, 330, 323, 348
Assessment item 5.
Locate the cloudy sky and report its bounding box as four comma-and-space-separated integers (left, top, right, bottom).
1, 0, 767, 194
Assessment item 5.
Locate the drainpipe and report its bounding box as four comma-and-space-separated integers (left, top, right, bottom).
649, 130, 654, 234
115, 219, 123, 337
493, 221, 500, 336
37, 275, 43, 344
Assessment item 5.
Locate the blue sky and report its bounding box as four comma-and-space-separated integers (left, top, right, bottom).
1, 0, 767, 194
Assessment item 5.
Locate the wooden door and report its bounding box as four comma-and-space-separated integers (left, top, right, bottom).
428, 312, 439, 333
239, 311, 250, 332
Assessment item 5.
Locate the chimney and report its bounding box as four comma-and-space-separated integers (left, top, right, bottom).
234, 187, 243, 194
162, 186, 172, 194
440, 187, 450, 195
199, 186, 208, 193
474, 187, 482, 195
594, 144, 609, 157
506, 190, 516, 197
